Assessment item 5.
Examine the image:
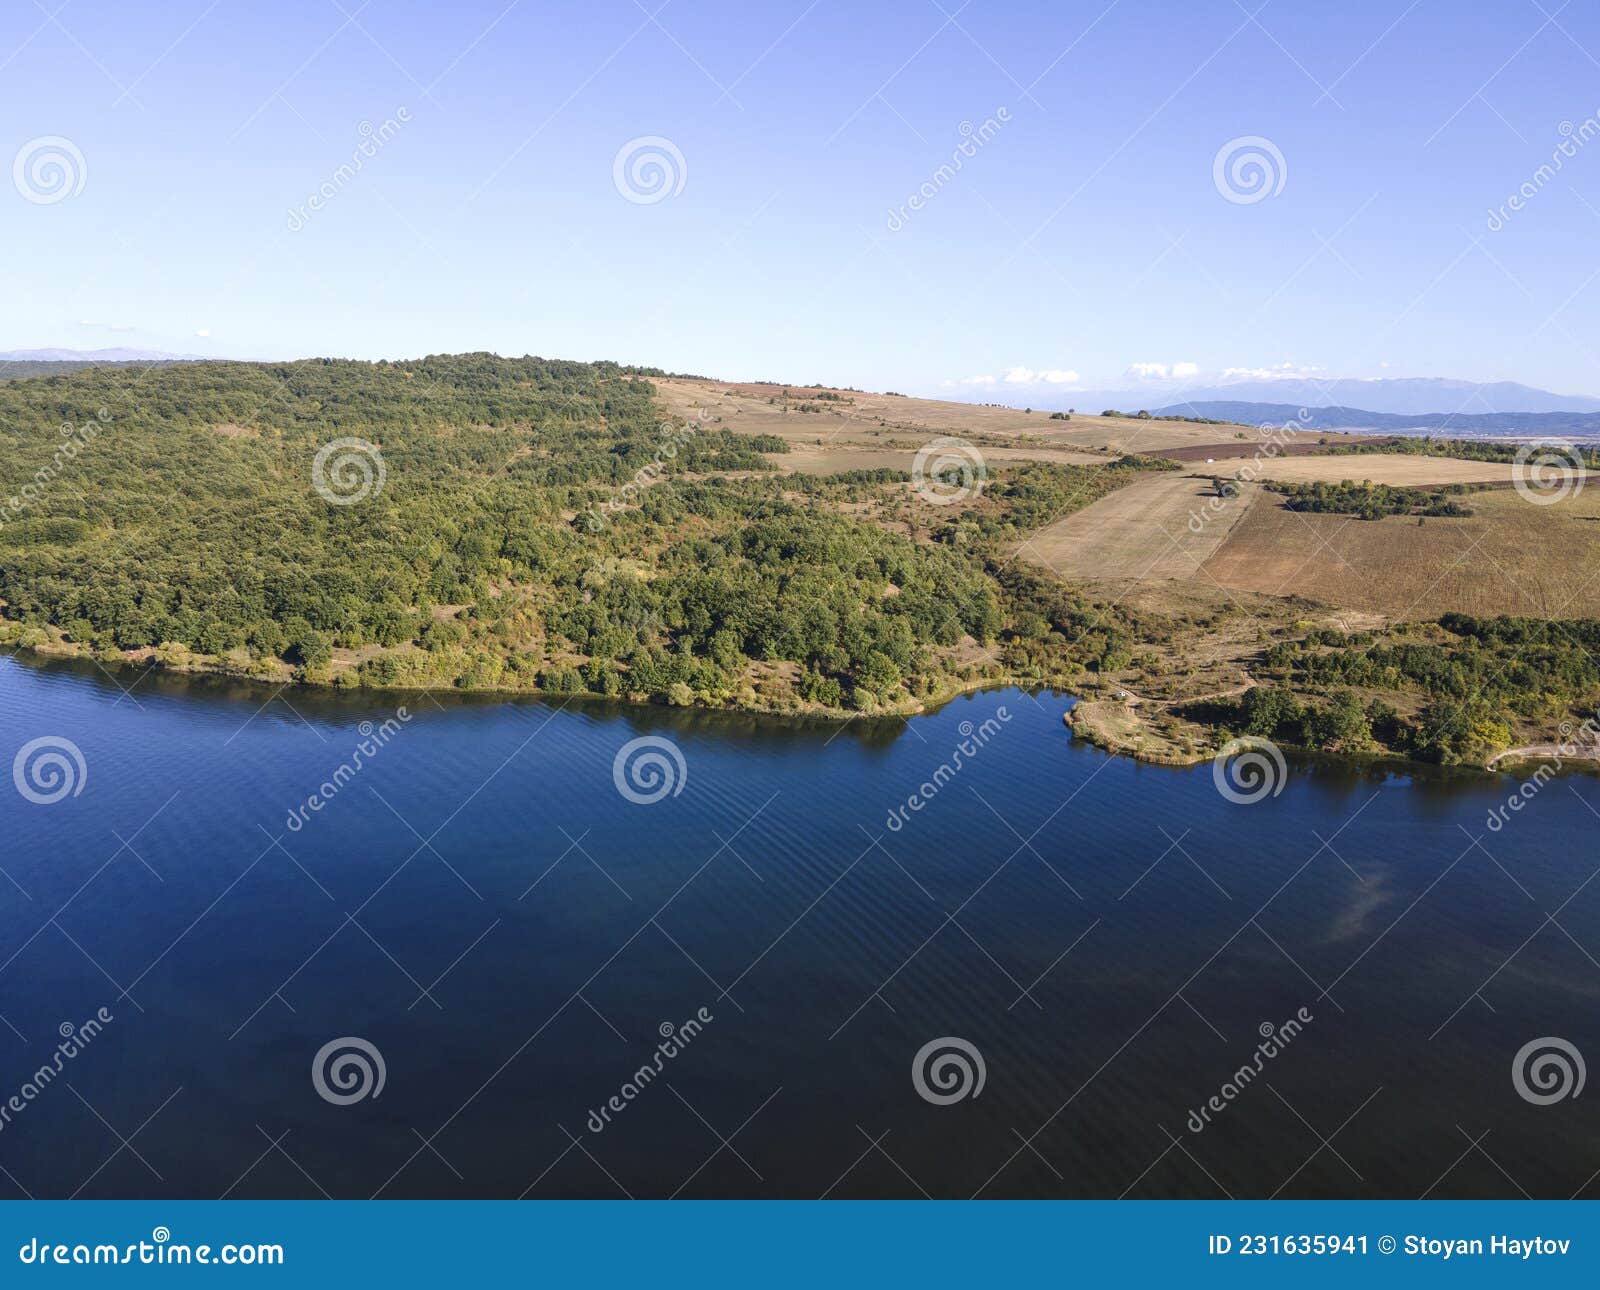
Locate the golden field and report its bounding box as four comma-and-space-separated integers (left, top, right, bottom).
1199, 482, 1600, 618
1025, 468, 1600, 620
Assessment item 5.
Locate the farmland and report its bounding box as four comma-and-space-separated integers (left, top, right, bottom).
1022, 464, 1600, 623
1199, 482, 1600, 619
1002, 425, 1600, 767
1241, 456, 1516, 486
654, 377, 1286, 468
1020, 472, 1254, 583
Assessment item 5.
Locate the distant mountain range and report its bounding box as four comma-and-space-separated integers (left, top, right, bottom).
1150, 378, 1600, 416
1152, 401, 1600, 440
0, 348, 205, 363
1027, 376, 1600, 417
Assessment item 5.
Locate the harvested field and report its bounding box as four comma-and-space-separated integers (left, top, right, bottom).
1159, 436, 1389, 462
1198, 484, 1600, 618
1239, 456, 1518, 486
777, 440, 1103, 476
1020, 472, 1261, 582
1019, 457, 1600, 622
654, 377, 1294, 463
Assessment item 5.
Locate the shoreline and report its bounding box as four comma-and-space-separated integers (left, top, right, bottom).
1063, 690, 1598, 780
0, 638, 1038, 729
8, 639, 1592, 780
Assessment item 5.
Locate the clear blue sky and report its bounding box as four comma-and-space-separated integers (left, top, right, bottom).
4, 0, 1599, 397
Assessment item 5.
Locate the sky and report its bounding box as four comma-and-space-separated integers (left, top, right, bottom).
4, 0, 1600, 399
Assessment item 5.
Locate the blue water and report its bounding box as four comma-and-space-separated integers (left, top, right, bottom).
2, 654, 1597, 1199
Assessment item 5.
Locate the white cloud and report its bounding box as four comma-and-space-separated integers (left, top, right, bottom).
1220, 362, 1325, 381
76, 319, 135, 333
1126, 361, 1200, 380
949, 374, 996, 386
194, 328, 212, 338
1000, 366, 1081, 386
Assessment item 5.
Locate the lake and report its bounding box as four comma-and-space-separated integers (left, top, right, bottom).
2, 653, 1597, 1199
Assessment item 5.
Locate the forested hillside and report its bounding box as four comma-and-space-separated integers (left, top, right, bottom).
0, 355, 1145, 713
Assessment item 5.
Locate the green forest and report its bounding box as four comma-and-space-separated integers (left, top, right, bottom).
0, 355, 1152, 714
1205, 614, 1600, 765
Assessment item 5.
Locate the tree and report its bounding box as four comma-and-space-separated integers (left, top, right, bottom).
855, 650, 902, 697
1414, 698, 1512, 765
286, 628, 332, 668
1302, 689, 1372, 750
1238, 685, 1301, 739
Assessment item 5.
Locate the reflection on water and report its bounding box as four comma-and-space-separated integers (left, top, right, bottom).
2, 652, 1598, 1199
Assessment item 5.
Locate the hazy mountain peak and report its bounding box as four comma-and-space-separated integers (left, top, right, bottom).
0, 347, 208, 362
978, 374, 1600, 417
